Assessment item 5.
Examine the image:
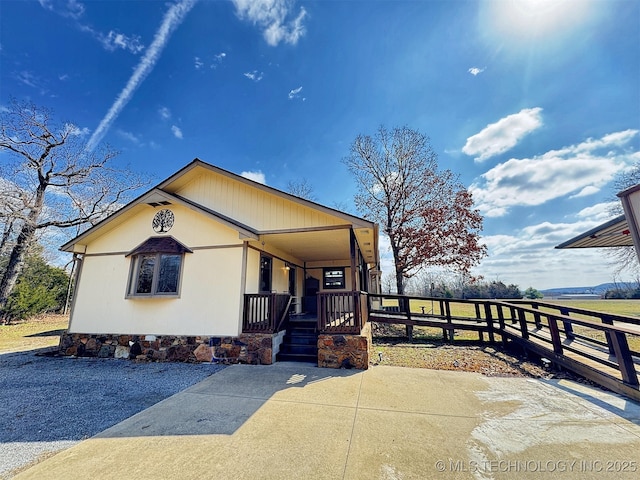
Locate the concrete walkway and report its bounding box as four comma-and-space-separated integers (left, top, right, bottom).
15, 363, 640, 479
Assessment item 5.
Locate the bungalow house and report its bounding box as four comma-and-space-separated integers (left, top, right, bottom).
59, 159, 380, 369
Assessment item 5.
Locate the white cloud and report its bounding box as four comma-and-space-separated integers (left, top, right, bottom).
42, 1, 145, 55
194, 56, 204, 69
244, 70, 264, 82
39, 0, 84, 19
86, 0, 196, 153
470, 130, 639, 217
288, 86, 303, 99
576, 202, 620, 222
241, 170, 266, 184
212, 52, 227, 68
475, 215, 622, 289
171, 125, 183, 139
569, 185, 600, 199
158, 106, 171, 119
15, 71, 40, 88
232, 0, 307, 47
117, 129, 142, 145
463, 107, 544, 162
101, 30, 144, 54
66, 124, 90, 137
468, 67, 485, 76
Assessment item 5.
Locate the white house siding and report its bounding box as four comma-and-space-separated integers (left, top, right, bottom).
174, 170, 347, 232
68, 204, 246, 337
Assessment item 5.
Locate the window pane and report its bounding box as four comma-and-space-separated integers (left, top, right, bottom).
157, 254, 181, 293
323, 268, 345, 289
136, 255, 156, 294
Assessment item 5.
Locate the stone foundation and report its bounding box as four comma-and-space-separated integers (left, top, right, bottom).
58, 331, 280, 365
317, 323, 372, 370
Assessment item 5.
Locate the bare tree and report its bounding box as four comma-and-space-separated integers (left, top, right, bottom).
0, 100, 148, 313
607, 161, 640, 276
286, 178, 316, 201
344, 126, 487, 295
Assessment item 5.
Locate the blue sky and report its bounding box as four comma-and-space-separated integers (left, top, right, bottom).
1, 0, 639, 289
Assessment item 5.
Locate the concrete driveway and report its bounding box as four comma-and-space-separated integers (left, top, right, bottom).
15, 363, 640, 480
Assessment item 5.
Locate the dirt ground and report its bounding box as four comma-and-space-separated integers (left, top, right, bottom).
370, 322, 578, 381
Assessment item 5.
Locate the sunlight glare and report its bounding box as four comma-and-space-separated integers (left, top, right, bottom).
489, 0, 593, 41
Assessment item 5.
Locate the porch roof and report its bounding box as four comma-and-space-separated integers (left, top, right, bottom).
258, 225, 377, 264
555, 215, 633, 249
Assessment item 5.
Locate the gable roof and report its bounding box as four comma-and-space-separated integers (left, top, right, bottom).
158, 159, 376, 229
60, 159, 379, 264
555, 215, 633, 249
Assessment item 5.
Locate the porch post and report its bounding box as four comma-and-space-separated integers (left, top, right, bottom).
349, 228, 357, 291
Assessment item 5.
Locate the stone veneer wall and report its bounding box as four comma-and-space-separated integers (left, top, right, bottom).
58, 331, 280, 365
317, 322, 372, 370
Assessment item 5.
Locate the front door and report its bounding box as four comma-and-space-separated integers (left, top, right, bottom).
260, 255, 272, 292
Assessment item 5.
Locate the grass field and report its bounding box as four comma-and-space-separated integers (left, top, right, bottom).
374, 298, 640, 347
0, 315, 69, 354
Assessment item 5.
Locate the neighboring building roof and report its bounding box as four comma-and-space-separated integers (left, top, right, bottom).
555, 215, 633, 249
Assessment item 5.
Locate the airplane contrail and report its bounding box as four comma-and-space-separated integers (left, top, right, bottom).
86, 0, 197, 153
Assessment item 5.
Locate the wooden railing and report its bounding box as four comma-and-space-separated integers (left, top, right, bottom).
368, 293, 498, 341
496, 301, 640, 389
242, 293, 291, 333
317, 291, 368, 334
366, 293, 640, 401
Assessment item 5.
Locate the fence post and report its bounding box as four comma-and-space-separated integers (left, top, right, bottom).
547, 315, 563, 355
559, 307, 574, 340
532, 303, 542, 329
517, 308, 529, 339
484, 303, 495, 343
601, 315, 616, 355
496, 304, 508, 347
609, 331, 639, 386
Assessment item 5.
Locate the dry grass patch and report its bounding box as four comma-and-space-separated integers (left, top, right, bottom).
0, 314, 69, 354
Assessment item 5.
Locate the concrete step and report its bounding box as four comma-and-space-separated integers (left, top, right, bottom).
276, 352, 317, 363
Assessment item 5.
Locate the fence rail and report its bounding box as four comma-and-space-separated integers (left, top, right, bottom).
242, 293, 291, 333
366, 294, 640, 401
317, 291, 368, 334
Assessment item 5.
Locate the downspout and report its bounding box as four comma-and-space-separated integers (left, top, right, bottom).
66, 253, 84, 332
63, 253, 77, 316
238, 240, 249, 335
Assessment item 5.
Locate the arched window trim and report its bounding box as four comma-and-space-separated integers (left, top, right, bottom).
125, 236, 192, 298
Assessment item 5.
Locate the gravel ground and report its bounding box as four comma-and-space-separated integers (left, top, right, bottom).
0, 349, 224, 479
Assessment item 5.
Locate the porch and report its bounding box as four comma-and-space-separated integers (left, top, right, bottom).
242, 291, 371, 369
242, 291, 368, 335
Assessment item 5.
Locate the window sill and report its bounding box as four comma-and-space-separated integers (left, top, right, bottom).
125, 294, 180, 299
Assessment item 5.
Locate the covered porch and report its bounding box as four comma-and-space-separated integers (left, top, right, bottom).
241, 224, 379, 368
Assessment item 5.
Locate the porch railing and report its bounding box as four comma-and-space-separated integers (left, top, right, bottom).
243, 293, 291, 333
317, 291, 368, 334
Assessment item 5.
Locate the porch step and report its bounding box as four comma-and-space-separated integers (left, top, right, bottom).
277, 318, 318, 364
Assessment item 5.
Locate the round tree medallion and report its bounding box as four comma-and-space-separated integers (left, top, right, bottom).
152, 209, 174, 233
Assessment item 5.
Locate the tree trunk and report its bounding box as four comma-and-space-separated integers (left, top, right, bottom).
0, 186, 45, 313
0, 222, 36, 312
0, 219, 14, 256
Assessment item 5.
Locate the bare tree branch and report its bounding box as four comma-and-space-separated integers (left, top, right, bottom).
344, 125, 487, 294
0, 99, 151, 312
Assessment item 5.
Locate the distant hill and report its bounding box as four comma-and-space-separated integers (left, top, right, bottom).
541, 282, 638, 297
